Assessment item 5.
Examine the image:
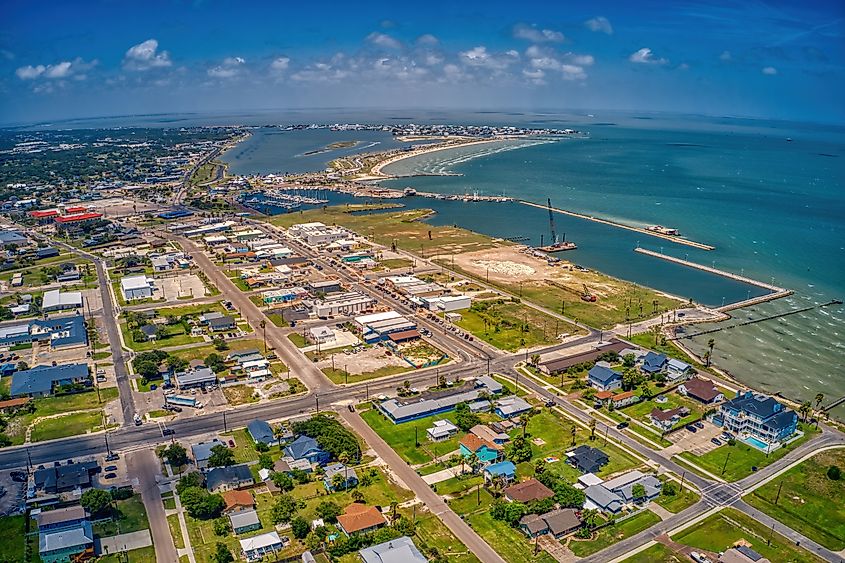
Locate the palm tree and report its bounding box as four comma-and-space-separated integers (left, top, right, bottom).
589, 418, 597, 441
815, 393, 825, 410
799, 401, 812, 422
259, 319, 267, 353
706, 339, 716, 367
530, 354, 540, 367
570, 424, 577, 447
703, 350, 712, 368
390, 501, 398, 523
273, 422, 289, 447
651, 325, 660, 346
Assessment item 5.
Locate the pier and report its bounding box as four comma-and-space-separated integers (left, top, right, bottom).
519, 200, 716, 250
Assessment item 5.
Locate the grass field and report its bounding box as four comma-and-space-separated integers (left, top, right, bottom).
361, 408, 465, 465
465, 509, 556, 563
672, 508, 821, 562
413, 510, 481, 563
167, 513, 185, 549
30, 410, 105, 442
379, 258, 414, 270
0, 516, 26, 562
454, 300, 579, 352
676, 423, 819, 481
120, 320, 204, 351
745, 448, 845, 550
92, 494, 150, 537
620, 543, 684, 563
621, 390, 704, 431
287, 332, 308, 347
569, 509, 662, 557
98, 546, 156, 563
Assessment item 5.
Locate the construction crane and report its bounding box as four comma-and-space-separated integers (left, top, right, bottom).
537, 199, 576, 252
581, 284, 597, 302
547, 198, 557, 245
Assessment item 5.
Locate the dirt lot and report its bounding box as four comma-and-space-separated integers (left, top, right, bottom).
32, 341, 89, 367
156, 273, 208, 301
663, 420, 723, 456
315, 344, 408, 375
87, 197, 161, 218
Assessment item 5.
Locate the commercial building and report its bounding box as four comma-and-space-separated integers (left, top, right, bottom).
376, 378, 503, 423
716, 391, 798, 447
287, 222, 348, 246
423, 295, 471, 312
120, 275, 155, 301
42, 289, 83, 312
310, 291, 375, 317
33, 461, 99, 494
11, 363, 90, 398
174, 367, 217, 389
0, 315, 87, 350
538, 340, 628, 375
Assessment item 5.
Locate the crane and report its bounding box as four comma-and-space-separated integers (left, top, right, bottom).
547, 198, 557, 245
582, 284, 597, 302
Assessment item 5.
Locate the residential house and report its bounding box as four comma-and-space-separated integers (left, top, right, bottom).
139, 324, 158, 341
719, 546, 771, 563
191, 439, 225, 471
284, 435, 331, 466
519, 509, 582, 539
459, 433, 502, 464
470, 424, 509, 446
584, 484, 626, 514
588, 364, 622, 391
206, 464, 255, 493
323, 463, 358, 491
483, 460, 516, 483
11, 363, 90, 398
273, 456, 312, 474
35, 506, 88, 532
221, 490, 255, 514
39, 521, 94, 563
666, 358, 693, 381
426, 420, 458, 442
208, 315, 236, 332
503, 478, 554, 503
717, 391, 798, 446
566, 445, 609, 474
359, 536, 427, 563
610, 390, 639, 408
475, 374, 504, 394
336, 504, 387, 536
240, 531, 285, 561
120, 275, 154, 301
229, 509, 261, 535
247, 419, 277, 447
641, 352, 668, 375
33, 461, 99, 494
649, 407, 690, 431
494, 396, 531, 418
678, 377, 725, 404
602, 470, 662, 504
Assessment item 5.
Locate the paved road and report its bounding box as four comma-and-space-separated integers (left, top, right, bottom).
127, 449, 178, 562
341, 409, 506, 563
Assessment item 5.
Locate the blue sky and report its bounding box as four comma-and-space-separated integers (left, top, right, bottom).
1, 0, 843, 124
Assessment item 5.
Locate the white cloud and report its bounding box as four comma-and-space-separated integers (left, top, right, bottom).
16, 58, 96, 81
208, 56, 246, 78
522, 68, 546, 85
629, 48, 668, 65
16, 65, 45, 79
585, 16, 613, 35
270, 57, 290, 71
512, 23, 565, 43
123, 39, 172, 70
416, 34, 439, 46
527, 49, 587, 81
459, 46, 519, 70
366, 32, 402, 49
678, 62, 690, 70
568, 54, 595, 66
720, 50, 732, 61
762, 66, 777, 75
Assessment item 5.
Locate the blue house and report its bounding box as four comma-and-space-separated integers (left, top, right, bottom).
717, 391, 798, 447
247, 419, 277, 447
283, 435, 330, 466
641, 352, 668, 375
588, 365, 622, 391
483, 461, 516, 483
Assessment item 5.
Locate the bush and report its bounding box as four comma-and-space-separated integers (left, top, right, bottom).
81, 488, 112, 516
110, 487, 133, 501
213, 517, 230, 536
293, 414, 360, 462
291, 516, 310, 539
828, 465, 842, 481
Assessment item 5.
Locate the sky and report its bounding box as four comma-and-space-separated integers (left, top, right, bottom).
1, 0, 843, 125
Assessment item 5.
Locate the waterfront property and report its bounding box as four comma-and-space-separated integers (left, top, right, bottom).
678, 377, 725, 404
640, 351, 668, 375
649, 406, 690, 431
715, 391, 798, 448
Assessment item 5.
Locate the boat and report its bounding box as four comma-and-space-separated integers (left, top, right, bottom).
537, 241, 577, 252
646, 225, 681, 236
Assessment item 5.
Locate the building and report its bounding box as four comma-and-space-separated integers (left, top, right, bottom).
240, 531, 285, 561
424, 295, 472, 312
717, 391, 798, 447
519, 508, 583, 539
174, 366, 217, 389
39, 521, 94, 563
11, 363, 90, 398
208, 315, 236, 332
308, 280, 342, 294
36, 246, 60, 258
359, 535, 427, 563
426, 420, 458, 442
361, 315, 419, 343
120, 275, 155, 301
288, 222, 347, 246
666, 358, 693, 380
566, 445, 609, 474
229, 509, 261, 534
470, 424, 509, 446
35, 506, 88, 532
584, 470, 662, 513
311, 291, 375, 317
323, 463, 358, 491
42, 289, 83, 312
206, 464, 255, 493
459, 433, 503, 464
336, 503, 387, 536
222, 490, 255, 514
34, 461, 99, 494
284, 435, 330, 466
504, 478, 554, 503
679, 377, 725, 404
0, 315, 88, 350
588, 364, 622, 391
247, 419, 277, 446
476, 375, 504, 394
494, 396, 532, 418
610, 390, 639, 408
648, 406, 690, 431
538, 340, 628, 375
719, 546, 771, 563
376, 378, 501, 423
307, 325, 336, 345
191, 439, 225, 470
584, 484, 626, 513
484, 460, 516, 482
641, 352, 668, 375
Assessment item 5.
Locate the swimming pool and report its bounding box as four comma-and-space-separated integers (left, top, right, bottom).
743, 436, 770, 451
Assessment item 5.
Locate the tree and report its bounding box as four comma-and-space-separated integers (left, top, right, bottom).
706, 339, 715, 367
271, 471, 294, 492
160, 443, 188, 468
662, 481, 678, 496
506, 435, 533, 463
332, 473, 347, 491
271, 494, 298, 524
291, 516, 310, 539
254, 441, 270, 453
622, 353, 636, 368
589, 418, 597, 441
213, 337, 229, 351
176, 472, 203, 495
258, 453, 274, 470
815, 393, 825, 410
293, 414, 361, 462
351, 489, 365, 503
16, 360, 29, 372
165, 355, 189, 373
530, 354, 540, 366
180, 487, 224, 519
291, 468, 310, 484
213, 517, 230, 536
828, 465, 841, 481
631, 483, 647, 502
80, 488, 112, 517
570, 424, 577, 447
534, 459, 546, 476
211, 542, 234, 563
204, 353, 226, 373
316, 500, 342, 523
554, 482, 586, 508
208, 444, 235, 467
799, 401, 812, 421
490, 500, 526, 527
453, 402, 480, 431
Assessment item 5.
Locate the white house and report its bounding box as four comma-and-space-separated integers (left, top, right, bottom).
120, 275, 154, 301
239, 531, 285, 561
426, 420, 458, 442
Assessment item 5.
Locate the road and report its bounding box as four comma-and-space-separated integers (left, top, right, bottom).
340, 409, 506, 563
127, 449, 178, 562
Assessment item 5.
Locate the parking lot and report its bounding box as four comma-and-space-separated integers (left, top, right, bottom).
664, 420, 724, 456
0, 470, 26, 516
156, 273, 208, 301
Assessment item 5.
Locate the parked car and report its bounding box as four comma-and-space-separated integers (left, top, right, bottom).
711, 438, 722, 446
616, 422, 629, 429
163, 428, 175, 436
228, 439, 235, 447
545, 400, 556, 407
694, 421, 704, 429
104, 473, 117, 479
686, 425, 698, 433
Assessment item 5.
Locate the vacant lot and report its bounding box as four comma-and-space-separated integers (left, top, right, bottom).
361, 408, 464, 466
455, 300, 579, 352
569, 509, 662, 557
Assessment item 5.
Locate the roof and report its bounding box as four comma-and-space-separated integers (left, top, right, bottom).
121, 275, 152, 291
206, 464, 254, 491
387, 329, 421, 342
208, 315, 235, 327
55, 212, 102, 223
337, 503, 387, 534
723, 391, 788, 421
588, 365, 622, 384
229, 509, 260, 530
470, 424, 508, 444
239, 531, 282, 552
594, 390, 614, 400
460, 433, 501, 453
683, 377, 722, 402
36, 506, 87, 527
642, 351, 668, 371
667, 358, 691, 371
39, 521, 93, 553
584, 484, 624, 509
612, 391, 637, 401
222, 489, 255, 512
569, 445, 609, 471
33, 461, 98, 492
539, 340, 628, 372
650, 407, 688, 422
324, 463, 358, 483
359, 536, 427, 563
42, 289, 82, 310
191, 439, 224, 461
247, 419, 275, 445
495, 396, 531, 416
175, 367, 216, 386
519, 513, 550, 535
0, 397, 30, 409
484, 460, 516, 477
285, 435, 323, 460
476, 374, 504, 394
542, 508, 582, 535
504, 478, 554, 503
11, 363, 88, 396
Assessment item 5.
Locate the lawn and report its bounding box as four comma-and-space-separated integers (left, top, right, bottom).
569, 509, 662, 557
169, 338, 265, 363
120, 320, 204, 352
454, 300, 575, 352
653, 483, 699, 513
622, 390, 704, 431
412, 510, 481, 563
322, 364, 414, 385
0, 516, 26, 562
287, 332, 308, 347
167, 514, 185, 549
30, 410, 105, 442
379, 258, 414, 270
92, 494, 150, 537
361, 408, 465, 465
98, 546, 156, 563
745, 448, 845, 550
219, 428, 264, 463
621, 543, 684, 563
673, 508, 822, 563
465, 510, 556, 563
676, 423, 819, 481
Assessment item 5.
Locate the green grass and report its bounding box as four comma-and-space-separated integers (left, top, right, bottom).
448, 483, 494, 513
454, 301, 574, 352
168, 338, 265, 363
219, 428, 265, 463
98, 546, 156, 563
621, 390, 704, 431
465, 510, 556, 563
0, 516, 26, 562
167, 513, 185, 549
653, 484, 699, 513
266, 312, 287, 327
380, 258, 414, 269
676, 423, 819, 481
673, 508, 821, 563
744, 448, 845, 550
120, 320, 204, 351
361, 408, 465, 465
287, 332, 308, 347
620, 543, 684, 563
412, 511, 481, 563
569, 509, 662, 557
322, 364, 415, 385
92, 494, 150, 537
30, 410, 105, 442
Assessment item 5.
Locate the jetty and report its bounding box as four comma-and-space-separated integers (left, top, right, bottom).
519, 199, 715, 250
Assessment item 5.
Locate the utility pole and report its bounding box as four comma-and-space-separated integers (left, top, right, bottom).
774, 480, 783, 505
721, 451, 731, 475
315, 395, 320, 412
365, 383, 369, 401
486, 358, 490, 376
223, 411, 228, 432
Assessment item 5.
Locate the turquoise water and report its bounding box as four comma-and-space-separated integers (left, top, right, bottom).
743, 436, 771, 451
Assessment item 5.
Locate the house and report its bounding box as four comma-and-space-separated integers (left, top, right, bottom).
470, 424, 510, 446
33, 461, 99, 494
229, 509, 261, 534
56, 269, 81, 283
35, 246, 60, 259
649, 406, 690, 431
483, 460, 516, 483
240, 531, 285, 561
426, 420, 458, 442
476, 374, 504, 394
0, 397, 31, 414
641, 352, 668, 375
307, 325, 335, 344
519, 508, 582, 539
274, 456, 312, 474
139, 324, 158, 341
566, 445, 609, 474
610, 390, 639, 408
717, 391, 798, 447
42, 289, 83, 312
39, 521, 94, 563
584, 484, 626, 514
504, 478, 554, 503
323, 463, 358, 491
221, 490, 255, 514
602, 470, 662, 504
719, 546, 771, 563
208, 315, 236, 332
459, 433, 502, 464
359, 535, 427, 563
588, 364, 622, 391
120, 275, 154, 301
336, 503, 387, 536
666, 358, 693, 380
191, 439, 225, 470
206, 464, 255, 493
679, 377, 725, 404
494, 396, 531, 418
174, 366, 217, 389
284, 435, 330, 466
11, 363, 90, 398
36, 506, 88, 532
247, 419, 277, 446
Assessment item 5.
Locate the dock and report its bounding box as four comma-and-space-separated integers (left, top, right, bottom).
519, 200, 715, 250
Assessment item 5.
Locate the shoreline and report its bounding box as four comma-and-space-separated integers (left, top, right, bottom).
362, 137, 513, 180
